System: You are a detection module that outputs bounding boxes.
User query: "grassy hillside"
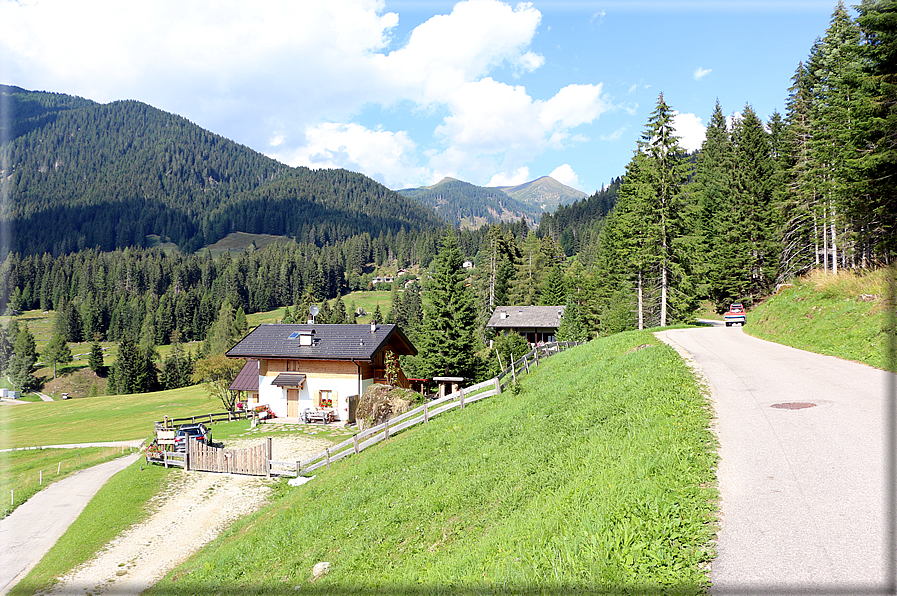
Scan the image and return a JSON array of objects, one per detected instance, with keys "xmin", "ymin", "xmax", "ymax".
[
  {"xmin": 745, "ymin": 268, "xmax": 894, "ymax": 371},
  {"xmin": 148, "ymin": 331, "xmax": 718, "ymax": 595}
]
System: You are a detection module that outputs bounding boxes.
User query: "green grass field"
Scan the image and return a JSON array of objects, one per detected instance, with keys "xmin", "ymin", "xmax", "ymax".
[
  {"xmin": 146, "ymin": 331, "xmax": 718, "ymax": 595},
  {"xmin": 0, "ymin": 384, "xmax": 219, "ymax": 449},
  {"xmin": 745, "ymin": 268, "xmax": 892, "ymax": 370}
]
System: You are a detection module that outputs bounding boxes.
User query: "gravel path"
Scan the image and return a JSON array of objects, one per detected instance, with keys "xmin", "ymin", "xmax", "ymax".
[{"xmin": 45, "ymin": 434, "xmax": 331, "ymax": 596}]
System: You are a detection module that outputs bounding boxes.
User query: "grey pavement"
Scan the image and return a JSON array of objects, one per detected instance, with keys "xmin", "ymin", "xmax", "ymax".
[
  {"xmin": 662, "ymin": 323, "xmax": 895, "ymax": 595},
  {"xmin": 0, "ymin": 452, "xmax": 140, "ymax": 595}
]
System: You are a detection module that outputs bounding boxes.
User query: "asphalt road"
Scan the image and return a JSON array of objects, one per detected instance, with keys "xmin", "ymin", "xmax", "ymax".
[
  {"xmin": 0, "ymin": 452, "xmax": 140, "ymax": 595},
  {"xmin": 661, "ymin": 323, "xmax": 895, "ymax": 596}
]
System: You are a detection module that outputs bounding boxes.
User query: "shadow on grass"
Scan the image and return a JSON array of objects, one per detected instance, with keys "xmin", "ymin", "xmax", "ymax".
[{"xmin": 33, "ymin": 580, "xmax": 895, "ymax": 596}]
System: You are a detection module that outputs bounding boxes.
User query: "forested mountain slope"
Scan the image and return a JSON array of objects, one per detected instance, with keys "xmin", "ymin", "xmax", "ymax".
[
  {"xmin": 398, "ymin": 177, "xmax": 541, "ymax": 229},
  {"xmin": 538, "ymin": 178, "xmax": 620, "ymax": 256},
  {"xmin": 498, "ymin": 176, "xmax": 588, "ymax": 211},
  {"xmin": 0, "ymin": 85, "xmax": 443, "ymax": 256}
]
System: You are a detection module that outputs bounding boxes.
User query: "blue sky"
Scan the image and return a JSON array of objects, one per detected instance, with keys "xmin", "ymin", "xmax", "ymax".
[{"xmin": 1, "ymin": 0, "xmax": 839, "ymax": 195}]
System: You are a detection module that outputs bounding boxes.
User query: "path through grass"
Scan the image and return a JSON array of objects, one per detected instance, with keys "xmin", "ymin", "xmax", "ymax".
[{"xmin": 0, "ymin": 384, "xmax": 218, "ymax": 449}]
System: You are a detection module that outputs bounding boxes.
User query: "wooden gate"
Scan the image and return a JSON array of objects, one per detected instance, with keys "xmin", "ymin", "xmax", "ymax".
[{"xmin": 187, "ymin": 438, "xmax": 271, "ymax": 476}]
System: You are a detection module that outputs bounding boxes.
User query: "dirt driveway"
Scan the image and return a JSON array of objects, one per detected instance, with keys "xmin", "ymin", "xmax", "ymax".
[{"xmin": 46, "ymin": 434, "xmax": 330, "ymax": 596}]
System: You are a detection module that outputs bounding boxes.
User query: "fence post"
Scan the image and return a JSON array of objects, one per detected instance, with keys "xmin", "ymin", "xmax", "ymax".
[
  {"xmin": 266, "ymin": 437, "xmax": 273, "ymax": 478},
  {"xmin": 523, "ymin": 355, "xmax": 530, "ymax": 374},
  {"xmin": 460, "ymin": 387, "xmax": 465, "ymax": 409},
  {"xmin": 353, "ymin": 434, "xmax": 359, "ymax": 454},
  {"xmin": 185, "ymin": 439, "xmax": 191, "ymax": 471},
  {"xmin": 296, "ymin": 461, "xmax": 301, "ymax": 477},
  {"xmin": 510, "ymin": 353, "xmax": 517, "ymax": 385},
  {"xmin": 494, "ymin": 377, "xmax": 501, "ymax": 395},
  {"xmin": 424, "ymin": 401, "xmax": 428, "ymax": 422},
  {"xmin": 385, "ymin": 420, "xmax": 390, "ymax": 441},
  {"xmin": 534, "ymin": 348, "xmax": 540, "ymax": 366},
  {"xmin": 39, "ymin": 470, "xmax": 42, "ymax": 485},
  {"xmin": 326, "ymin": 447, "xmax": 331, "ymax": 470}
]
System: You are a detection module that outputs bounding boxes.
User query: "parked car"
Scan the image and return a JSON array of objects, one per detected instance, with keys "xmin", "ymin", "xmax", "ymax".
[
  {"xmin": 173, "ymin": 423, "xmax": 210, "ymax": 452},
  {"xmin": 724, "ymin": 303, "xmax": 746, "ymax": 327}
]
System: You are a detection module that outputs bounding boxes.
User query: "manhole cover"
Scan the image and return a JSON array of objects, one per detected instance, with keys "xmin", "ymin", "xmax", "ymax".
[{"xmin": 771, "ymin": 402, "xmax": 817, "ymax": 410}]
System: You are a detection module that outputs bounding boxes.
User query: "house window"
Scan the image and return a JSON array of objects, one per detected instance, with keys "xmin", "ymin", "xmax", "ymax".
[
  {"xmin": 287, "ymin": 360, "xmax": 299, "ymax": 372},
  {"xmin": 318, "ymin": 390, "xmax": 333, "ymax": 408}
]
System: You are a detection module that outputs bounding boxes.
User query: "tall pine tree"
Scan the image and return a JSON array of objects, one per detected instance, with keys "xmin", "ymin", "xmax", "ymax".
[{"xmin": 416, "ymin": 233, "xmax": 478, "ymax": 380}]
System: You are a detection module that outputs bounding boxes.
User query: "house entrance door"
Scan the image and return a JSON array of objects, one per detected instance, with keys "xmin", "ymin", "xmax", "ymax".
[{"xmin": 287, "ymin": 389, "xmax": 300, "ymax": 418}]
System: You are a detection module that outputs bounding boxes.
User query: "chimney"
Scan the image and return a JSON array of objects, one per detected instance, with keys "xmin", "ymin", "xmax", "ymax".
[{"xmin": 370, "ymin": 322, "xmax": 377, "ymax": 333}]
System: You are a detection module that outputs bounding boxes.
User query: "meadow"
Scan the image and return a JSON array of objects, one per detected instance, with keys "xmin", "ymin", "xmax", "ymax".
[{"xmin": 145, "ymin": 330, "xmax": 718, "ymax": 595}]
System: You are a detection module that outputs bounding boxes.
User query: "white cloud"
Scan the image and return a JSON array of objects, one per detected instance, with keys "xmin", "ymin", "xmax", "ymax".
[
  {"xmin": 272, "ymin": 122, "xmax": 428, "ymax": 190},
  {"xmin": 488, "ymin": 167, "xmax": 531, "ymax": 187},
  {"xmin": 672, "ymin": 112, "xmax": 706, "ymax": 151},
  {"xmin": 369, "ymin": 0, "xmax": 544, "ymax": 104},
  {"xmin": 549, "ymin": 164, "xmax": 580, "ymax": 189},
  {"xmin": 601, "ymin": 127, "xmax": 627, "ymax": 142},
  {"xmin": 0, "ymin": 0, "xmax": 605, "ymax": 190},
  {"xmin": 693, "ymin": 66, "xmax": 712, "ymax": 81},
  {"xmin": 431, "ymin": 78, "xmax": 609, "ymax": 182}
]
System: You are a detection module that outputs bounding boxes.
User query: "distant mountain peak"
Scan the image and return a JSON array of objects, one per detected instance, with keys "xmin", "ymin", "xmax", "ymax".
[{"xmin": 496, "ymin": 176, "xmax": 587, "ymax": 211}]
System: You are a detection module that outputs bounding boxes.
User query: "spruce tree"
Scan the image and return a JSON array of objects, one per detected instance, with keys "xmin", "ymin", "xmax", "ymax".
[
  {"xmin": 691, "ymin": 100, "xmax": 737, "ymax": 306},
  {"xmin": 88, "ymin": 338, "xmax": 105, "ymax": 374},
  {"xmin": 639, "ymin": 93, "xmax": 693, "ymax": 326},
  {"xmin": 44, "ymin": 333, "xmax": 72, "ymax": 379},
  {"xmin": 416, "ymin": 233, "xmax": 478, "ymax": 380},
  {"xmin": 729, "ymin": 105, "xmax": 782, "ymax": 301},
  {"xmin": 556, "ymin": 296, "xmax": 589, "ymax": 343},
  {"xmin": 8, "ymin": 325, "xmax": 38, "ymax": 391},
  {"xmin": 109, "ymin": 335, "xmax": 140, "ymax": 395},
  {"xmin": 855, "ymin": 0, "xmax": 897, "ymax": 254}
]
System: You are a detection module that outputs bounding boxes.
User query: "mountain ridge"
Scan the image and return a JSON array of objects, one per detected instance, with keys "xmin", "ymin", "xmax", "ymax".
[
  {"xmin": 0, "ymin": 85, "xmax": 445, "ymax": 256},
  {"xmin": 497, "ymin": 176, "xmax": 588, "ymax": 211}
]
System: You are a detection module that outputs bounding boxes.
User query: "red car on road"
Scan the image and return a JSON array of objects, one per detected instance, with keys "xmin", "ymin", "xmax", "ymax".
[{"xmin": 724, "ymin": 303, "xmax": 746, "ymax": 327}]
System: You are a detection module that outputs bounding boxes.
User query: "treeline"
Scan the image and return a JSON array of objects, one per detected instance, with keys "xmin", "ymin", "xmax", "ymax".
[
  {"xmin": 585, "ymin": 1, "xmax": 897, "ymax": 331},
  {"xmin": 0, "ymin": 88, "xmax": 443, "ymax": 255}
]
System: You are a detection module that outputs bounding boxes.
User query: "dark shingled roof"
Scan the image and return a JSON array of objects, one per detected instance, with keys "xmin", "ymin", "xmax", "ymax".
[
  {"xmin": 226, "ymin": 324, "xmax": 416, "ymax": 361},
  {"xmin": 486, "ymin": 306, "xmax": 565, "ymax": 329},
  {"xmin": 272, "ymin": 373, "xmax": 306, "ymax": 387},
  {"xmin": 229, "ymin": 359, "xmax": 259, "ymax": 392}
]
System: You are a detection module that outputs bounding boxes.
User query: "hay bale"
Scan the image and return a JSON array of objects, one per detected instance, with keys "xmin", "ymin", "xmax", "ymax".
[{"xmin": 356, "ymin": 384, "xmax": 416, "ymax": 430}]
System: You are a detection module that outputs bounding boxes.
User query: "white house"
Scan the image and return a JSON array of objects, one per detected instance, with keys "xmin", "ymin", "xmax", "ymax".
[{"xmin": 226, "ymin": 323, "xmax": 416, "ymax": 422}]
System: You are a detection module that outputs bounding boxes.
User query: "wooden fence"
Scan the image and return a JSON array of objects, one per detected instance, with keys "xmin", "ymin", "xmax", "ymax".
[
  {"xmin": 155, "ymin": 409, "xmax": 251, "ymax": 430},
  {"xmin": 188, "ymin": 438, "xmax": 271, "ymax": 476},
  {"xmin": 147, "ymin": 437, "xmax": 272, "ymax": 476},
  {"xmin": 296, "ymin": 340, "xmax": 580, "ymax": 476}
]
